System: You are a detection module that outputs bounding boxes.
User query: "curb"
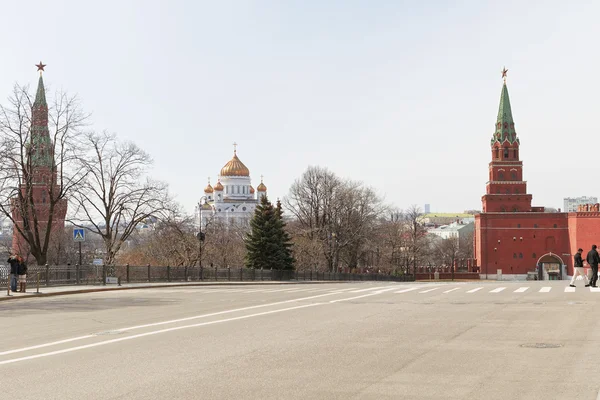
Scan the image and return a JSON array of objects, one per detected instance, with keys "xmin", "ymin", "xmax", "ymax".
[{"xmin": 0, "ymin": 280, "xmax": 349, "ymax": 302}]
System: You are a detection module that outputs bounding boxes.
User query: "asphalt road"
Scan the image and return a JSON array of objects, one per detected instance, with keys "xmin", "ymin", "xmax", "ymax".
[{"xmin": 1, "ymin": 281, "xmax": 600, "ymax": 400}]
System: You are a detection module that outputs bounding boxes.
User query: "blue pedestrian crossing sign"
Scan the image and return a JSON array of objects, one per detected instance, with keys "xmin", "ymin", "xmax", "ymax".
[{"xmin": 73, "ymin": 228, "xmax": 85, "ymax": 242}]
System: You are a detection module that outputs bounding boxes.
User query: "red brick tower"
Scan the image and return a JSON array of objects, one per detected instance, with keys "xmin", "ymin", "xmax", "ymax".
[
  {"xmin": 11, "ymin": 64, "xmax": 67, "ymax": 259},
  {"xmin": 481, "ymin": 71, "xmax": 532, "ymax": 213}
]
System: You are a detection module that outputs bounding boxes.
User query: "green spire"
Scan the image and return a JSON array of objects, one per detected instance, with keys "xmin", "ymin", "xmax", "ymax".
[
  {"xmin": 30, "ymin": 73, "xmax": 53, "ymax": 168},
  {"xmin": 491, "ymin": 82, "xmax": 519, "ymax": 146},
  {"xmin": 33, "ymin": 75, "xmax": 47, "ymax": 108}
]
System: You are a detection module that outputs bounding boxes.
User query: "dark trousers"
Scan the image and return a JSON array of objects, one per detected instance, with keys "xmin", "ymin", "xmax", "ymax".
[{"xmin": 591, "ymin": 265, "xmax": 598, "ymax": 286}]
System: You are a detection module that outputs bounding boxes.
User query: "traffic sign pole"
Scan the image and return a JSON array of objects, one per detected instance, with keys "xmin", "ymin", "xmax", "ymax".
[{"xmin": 79, "ymin": 242, "xmax": 82, "ymax": 266}]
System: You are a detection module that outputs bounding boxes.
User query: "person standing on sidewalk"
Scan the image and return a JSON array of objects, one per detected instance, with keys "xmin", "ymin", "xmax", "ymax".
[
  {"xmin": 586, "ymin": 245, "xmax": 600, "ymax": 288},
  {"xmin": 570, "ymin": 248, "xmax": 590, "ymax": 288},
  {"xmin": 7, "ymin": 255, "xmax": 19, "ymax": 292},
  {"xmin": 17, "ymin": 257, "xmax": 27, "ymax": 293}
]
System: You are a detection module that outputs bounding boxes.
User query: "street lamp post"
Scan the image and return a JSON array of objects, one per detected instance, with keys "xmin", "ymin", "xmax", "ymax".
[{"xmin": 197, "ymin": 196, "xmax": 207, "ymax": 268}]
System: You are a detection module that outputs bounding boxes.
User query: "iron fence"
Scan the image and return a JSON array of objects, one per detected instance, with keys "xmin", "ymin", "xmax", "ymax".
[{"xmin": 0, "ymin": 264, "xmax": 414, "ymax": 288}]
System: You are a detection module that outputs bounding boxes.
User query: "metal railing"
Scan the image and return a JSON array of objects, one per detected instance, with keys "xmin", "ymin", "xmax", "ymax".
[{"xmin": 0, "ymin": 264, "xmax": 414, "ymax": 288}]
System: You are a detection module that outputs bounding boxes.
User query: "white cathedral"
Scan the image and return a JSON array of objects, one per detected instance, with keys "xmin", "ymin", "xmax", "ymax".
[{"xmin": 196, "ymin": 146, "xmax": 267, "ymax": 229}]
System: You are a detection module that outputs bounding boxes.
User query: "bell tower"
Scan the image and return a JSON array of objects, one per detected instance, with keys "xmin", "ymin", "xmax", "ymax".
[{"xmin": 481, "ymin": 69, "xmax": 532, "ymax": 213}]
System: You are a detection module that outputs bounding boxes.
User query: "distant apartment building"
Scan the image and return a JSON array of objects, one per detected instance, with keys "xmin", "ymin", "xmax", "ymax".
[
  {"xmin": 420, "ymin": 213, "xmax": 474, "ymax": 226},
  {"xmin": 564, "ymin": 196, "xmax": 598, "ymax": 212},
  {"xmin": 424, "ymin": 204, "xmax": 431, "ymax": 214},
  {"xmin": 428, "ymin": 221, "xmax": 474, "ymax": 242}
]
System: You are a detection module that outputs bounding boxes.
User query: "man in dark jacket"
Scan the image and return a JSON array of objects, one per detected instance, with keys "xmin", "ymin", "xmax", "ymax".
[
  {"xmin": 586, "ymin": 245, "xmax": 600, "ymax": 287},
  {"xmin": 570, "ymin": 248, "xmax": 590, "ymax": 287},
  {"xmin": 7, "ymin": 255, "xmax": 19, "ymax": 292}
]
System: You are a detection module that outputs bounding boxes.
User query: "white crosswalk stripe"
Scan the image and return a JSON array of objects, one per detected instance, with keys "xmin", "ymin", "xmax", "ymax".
[
  {"xmin": 419, "ymin": 287, "xmax": 440, "ymax": 293},
  {"xmin": 539, "ymin": 287, "xmax": 552, "ymax": 293},
  {"xmin": 466, "ymin": 287, "xmax": 483, "ymax": 293},
  {"xmin": 514, "ymin": 287, "xmax": 529, "ymax": 293},
  {"xmin": 443, "ymin": 288, "xmax": 460, "ymax": 294},
  {"xmin": 490, "ymin": 287, "xmax": 506, "ymax": 293},
  {"xmin": 394, "ymin": 287, "xmax": 419, "ymax": 294},
  {"xmin": 565, "ymin": 287, "xmax": 576, "ymax": 293}
]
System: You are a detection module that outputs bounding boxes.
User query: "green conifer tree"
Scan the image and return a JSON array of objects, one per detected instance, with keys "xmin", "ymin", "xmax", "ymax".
[
  {"xmin": 245, "ymin": 196, "xmax": 295, "ymax": 270},
  {"xmin": 274, "ymin": 199, "xmax": 295, "ymax": 270}
]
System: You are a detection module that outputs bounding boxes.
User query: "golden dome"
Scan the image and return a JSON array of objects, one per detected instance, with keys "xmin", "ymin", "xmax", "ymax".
[
  {"xmin": 250, "ymin": 185, "xmax": 255, "ymax": 194},
  {"xmin": 204, "ymin": 179, "xmax": 214, "ymax": 193},
  {"xmin": 214, "ymin": 180, "xmax": 224, "ymax": 191},
  {"xmin": 220, "ymin": 151, "xmax": 250, "ymax": 177},
  {"xmin": 257, "ymin": 182, "xmax": 267, "ymax": 192}
]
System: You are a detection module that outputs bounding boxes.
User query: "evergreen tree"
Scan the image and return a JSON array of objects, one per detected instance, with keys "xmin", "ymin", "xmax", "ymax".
[
  {"xmin": 245, "ymin": 196, "xmax": 295, "ymax": 270},
  {"xmin": 274, "ymin": 199, "xmax": 295, "ymax": 270}
]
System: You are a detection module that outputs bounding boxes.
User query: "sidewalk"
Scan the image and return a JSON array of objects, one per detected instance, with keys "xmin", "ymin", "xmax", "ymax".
[{"xmin": 0, "ymin": 280, "xmax": 349, "ymax": 302}]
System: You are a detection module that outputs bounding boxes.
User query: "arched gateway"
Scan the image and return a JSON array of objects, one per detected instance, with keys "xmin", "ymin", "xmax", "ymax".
[{"xmin": 536, "ymin": 253, "xmax": 565, "ymax": 281}]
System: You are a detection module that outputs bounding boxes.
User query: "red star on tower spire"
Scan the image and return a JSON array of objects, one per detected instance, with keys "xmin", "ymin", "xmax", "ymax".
[{"xmin": 35, "ymin": 61, "xmax": 46, "ymax": 74}]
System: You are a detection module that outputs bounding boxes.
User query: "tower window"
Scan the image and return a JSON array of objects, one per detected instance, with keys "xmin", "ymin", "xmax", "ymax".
[
  {"xmin": 503, "ymin": 148, "xmax": 509, "ymax": 158},
  {"xmin": 519, "ymin": 253, "xmax": 523, "ymax": 259},
  {"xmin": 498, "ymin": 172, "xmax": 504, "ymax": 181},
  {"xmin": 513, "ymin": 253, "xmax": 517, "ymax": 258},
  {"xmin": 532, "ymin": 253, "xmax": 537, "ymax": 259},
  {"xmin": 511, "ymin": 172, "xmax": 517, "ymax": 181},
  {"xmin": 513, "ymin": 149, "xmax": 517, "ymax": 158},
  {"xmin": 494, "ymin": 147, "xmax": 499, "ymax": 159}
]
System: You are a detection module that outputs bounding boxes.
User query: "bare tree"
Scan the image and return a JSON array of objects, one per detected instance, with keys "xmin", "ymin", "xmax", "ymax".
[
  {"xmin": 403, "ymin": 205, "xmax": 427, "ymax": 275},
  {"xmin": 285, "ymin": 166, "xmax": 384, "ymax": 272},
  {"xmin": 0, "ymin": 80, "xmax": 87, "ymax": 265},
  {"xmin": 435, "ymin": 236, "xmax": 460, "ymax": 280},
  {"xmin": 70, "ymin": 132, "xmax": 170, "ymax": 266}
]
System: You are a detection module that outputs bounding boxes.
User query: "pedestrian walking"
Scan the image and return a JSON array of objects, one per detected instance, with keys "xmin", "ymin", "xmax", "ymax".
[
  {"xmin": 586, "ymin": 245, "xmax": 600, "ymax": 288},
  {"xmin": 7, "ymin": 255, "xmax": 19, "ymax": 292},
  {"xmin": 570, "ymin": 248, "xmax": 590, "ymax": 287},
  {"xmin": 17, "ymin": 257, "xmax": 27, "ymax": 293}
]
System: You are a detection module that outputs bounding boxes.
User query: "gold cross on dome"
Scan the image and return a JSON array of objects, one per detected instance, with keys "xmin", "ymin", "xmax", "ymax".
[
  {"xmin": 260, "ymin": 174, "xmax": 264, "ymax": 182},
  {"xmin": 233, "ymin": 142, "xmax": 238, "ymax": 153}
]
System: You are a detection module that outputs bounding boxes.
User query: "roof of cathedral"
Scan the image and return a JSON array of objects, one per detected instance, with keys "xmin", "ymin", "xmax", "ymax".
[
  {"xmin": 257, "ymin": 181, "xmax": 267, "ymax": 192},
  {"xmin": 491, "ymin": 80, "xmax": 519, "ymax": 146},
  {"xmin": 220, "ymin": 150, "xmax": 250, "ymax": 177},
  {"xmin": 204, "ymin": 178, "xmax": 213, "ymax": 193},
  {"xmin": 214, "ymin": 180, "xmax": 224, "ymax": 191},
  {"xmin": 250, "ymin": 185, "xmax": 255, "ymax": 194}
]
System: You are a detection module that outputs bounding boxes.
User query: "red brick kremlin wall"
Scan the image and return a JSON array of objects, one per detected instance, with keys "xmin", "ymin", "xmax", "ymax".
[{"xmin": 475, "ymin": 206, "xmax": 600, "ymax": 277}]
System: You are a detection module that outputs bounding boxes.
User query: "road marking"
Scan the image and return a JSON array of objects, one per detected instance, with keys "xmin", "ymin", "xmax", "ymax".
[
  {"xmin": 394, "ymin": 287, "xmax": 419, "ymax": 294},
  {"xmin": 350, "ymin": 286, "xmax": 393, "ymax": 293},
  {"xmin": 591, "ymin": 287, "xmax": 600, "ymax": 293},
  {"xmin": 442, "ymin": 288, "xmax": 460, "ymax": 294},
  {"xmin": 514, "ymin": 287, "xmax": 529, "ymax": 293},
  {"xmin": 466, "ymin": 287, "xmax": 483, "ymax": 293},
  {"xmin": 327, "ymin": 288, "xmax": 358, "ymax": 293},
  {"xmin": 329, "ymin": 293, "xmax": 379, "ymax": 303},
  {"xmin": 0, "ymin": 303, "xmax": 323, "ymax": 366},
  {"xmin": 565, "ymin": 287, "xmax": 576, "ymax": 293},
  {"xmin": 419, "ymin": 287, "xmax": 440, "ymax": 293},
  {"xmin": 539, "ymin": 287, "xmax": 552, "ymax": 293},
  {"xmin": 490, "ymin": 287, "xmax": 506, "ymax": 293},
  {"xmin": 0, "ymin": 291, "xmax": 345, "ymax": 357}
]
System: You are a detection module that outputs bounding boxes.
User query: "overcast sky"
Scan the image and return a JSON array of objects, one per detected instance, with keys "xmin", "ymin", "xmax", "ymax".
[{"xmin": 1, "ymin": 0, "xmax": 598, "ymax": 214}]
